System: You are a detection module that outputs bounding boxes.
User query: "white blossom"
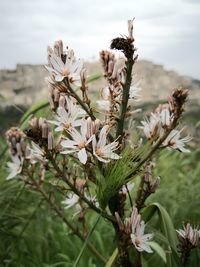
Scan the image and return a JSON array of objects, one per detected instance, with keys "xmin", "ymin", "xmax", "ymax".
[
  {"xmin": 140, "ymin": 113, "xmax": 160, "ymax": 139},
  {"xmin": 92, "ymin": 125, "xmax": 120, "ymax": 163},
  {"xmin": 160, "ymin": 107, "xmax": 171, "ymax": 127},
  {"xmin": 62, "ymin": 192, "xmax": 98, "ymax": 215},
  {"xmin": 131, "ymin": 220, "xmax": 154, "ymax": 253},
  {"xmin": 46, "ymin": 48, "xmax": 83, "ymax": 86},
  {"xmin": 48, "ymin": 97, "xmax": 84, "ymax": 132},
  {"xmin": 62, "ymin": 193, "xmax": 80, "ymax": 210},
  {"xmin": 177, "ymin": 224, "xmax": 199, "ymax": 246},
  {"xmin": 27, "ymin": 142, "xmax": 47, "ymax": 164},
  {"xmin": 60, "ymin": 119, "xmax": 93, "ymax": 164},
  {"xmin": 7, "ymin": 156, "xmax": 23, "ymax": 180},
  {"xmin": 162, "ymin": 129, "xmax": 191, "ymax": 152}
]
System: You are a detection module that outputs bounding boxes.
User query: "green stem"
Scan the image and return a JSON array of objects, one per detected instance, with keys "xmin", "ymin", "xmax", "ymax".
[
  {"xmin": 73, "ymin": 214, "xmax": 102, "ymax": 267},
  {"xmin": 48, "ymin": 152, "xmax": 115, "ymax": 223},
  {"xmin": 116, "ymin": 58, "xmax": 134, "ymax": 142},
  {"xmin": 64, "ymin": 79, "xmax": 96, "ymax": 120}
]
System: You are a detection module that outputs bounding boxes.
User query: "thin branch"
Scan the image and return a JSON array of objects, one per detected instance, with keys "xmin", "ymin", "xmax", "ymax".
[
  {"xmin": 64, "ymin": 79, "xmax": 96, "ymax": 120},
  {"xmin": 125, "ymin": 115, "xmax": 180, "ymax": 181},
  {"xmin": 47, "ymin": 151, "xmax": 115, "ymax": 223},
  {"xmin": 29, "ymin": 175, "xmax": 107, "ymax": 264}
]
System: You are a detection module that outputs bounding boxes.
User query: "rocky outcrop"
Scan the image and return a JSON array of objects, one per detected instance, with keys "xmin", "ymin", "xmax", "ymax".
[{"xmin": 0, "ymin": 60, "xmax": 199, "ymax": 108}]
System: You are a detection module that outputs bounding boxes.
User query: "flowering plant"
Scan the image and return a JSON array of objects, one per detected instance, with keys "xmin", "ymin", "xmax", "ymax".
[{"xmin": 5, "ymin": 20, "xmax": 198, "ymax": 267}]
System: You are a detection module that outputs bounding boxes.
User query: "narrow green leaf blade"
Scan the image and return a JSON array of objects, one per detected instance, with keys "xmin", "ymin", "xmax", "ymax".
[
  {"xmin": 148, "ymin": 241, "xmax": 166, "ymax": 263},
  {"xmin": 105, "ymin": 248, "xmax": 118, "ymax": 267}
]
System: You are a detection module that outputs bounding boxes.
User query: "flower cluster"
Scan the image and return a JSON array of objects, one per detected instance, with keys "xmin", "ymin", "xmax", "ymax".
[
  {"xmin": 46, "ymin": 40, "xmax": 83, "ymax": 86},
  {"xmin": 115, "ymin": 207, "xmax": 153, "ymax": 253},
  {"xmin": 98, "ymin": 50, "xmax": 141, "ymax": 114},
  {"xmin": 140, "ymin": 101, "xmax": 191, "ymax": 152},
  {"xmin": 177, "ymin": 223, "xmax": 200, "ymax": 248}
]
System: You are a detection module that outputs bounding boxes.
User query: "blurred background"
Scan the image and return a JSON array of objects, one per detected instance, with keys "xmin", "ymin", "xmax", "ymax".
[{"xmin": 0, "ymin": 0, "xmax": 200, "ymax": 266}]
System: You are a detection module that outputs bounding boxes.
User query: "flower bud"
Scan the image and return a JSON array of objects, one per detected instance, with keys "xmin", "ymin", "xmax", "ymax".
[{"xmin": 48, "ymin": 132, "xmax": 54, "ymax": 150}]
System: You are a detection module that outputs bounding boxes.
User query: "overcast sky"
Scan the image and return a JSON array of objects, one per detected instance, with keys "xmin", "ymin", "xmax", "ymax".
[{"xmin": 0, "ymin": 0, "xmax": 200, "ymax": 79}]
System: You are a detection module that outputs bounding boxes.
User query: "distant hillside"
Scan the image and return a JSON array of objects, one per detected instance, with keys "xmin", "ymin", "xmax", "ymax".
[{"xmin": 0, "ymin": 60, "xmax": 200, "ymax": 107}]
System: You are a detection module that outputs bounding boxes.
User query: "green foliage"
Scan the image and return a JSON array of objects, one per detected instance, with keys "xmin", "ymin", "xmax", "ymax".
[
  {"xmin": 149, "ymin": 149, "xmax": 200, "ymax": 226},
  {"xmin": 96, "ymin": 148, "xmax": 136, "ymax": 209}
]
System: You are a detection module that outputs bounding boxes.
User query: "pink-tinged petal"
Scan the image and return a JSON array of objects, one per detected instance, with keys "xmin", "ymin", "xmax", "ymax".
[
  {"xmin": 85, "ymin": 135, "xmax": 93, "ymax": 146},
  {"xmin": 57, "ymin": 107, "xmax": 68, "ymax": 121},
  {"xmin": 108, "ymin": 152, "xmax": 121, "ymax": 160},
  {"xmin": 45, "ymin": 65, "xmax": 57, "ymax": 74},
  {"xmin": 61, "ymin": 149, "xmax": 78, "ymax": 155},
  {"xmin": 77, "ymin": 148, "xmax": 87, "ymax": 164},
  {"xmin": 140, "ymin": 243, "xmax": 153, "ymax": 253},
  {"xmin": 95, "ymin": 154, "xmax": 110, "ymax": 163},
  {"xmin": 50, "ymin": 54, "xmax": 64, "ymax": 71},
  {"xmin": 142, "ymin": 234, "xmax": 154, "ymax": 242},
  {"xmin": 98, "ymin": 125, "xmax": 109, "ymax": 147},
  {"xmin": 80, "ymin": 119, "xmax": 87, "ymax": 137},
  {"xmin": 7, "ymin": 171, "xmax": 17, "ymax": 180},
  {"xmin": 92, "ymin": 135, "xmax": 97, "ymax": 152},
  {"xmin": 73, "ymin": 119, "xmax": 82, "ymax": 127},
  {"xmin": 70, "ymin": 128, "xmax": 84, "ymax": 143},
  {"xmin": 61, "ymin": 139, "xmax": 77, "ymax": 148}
]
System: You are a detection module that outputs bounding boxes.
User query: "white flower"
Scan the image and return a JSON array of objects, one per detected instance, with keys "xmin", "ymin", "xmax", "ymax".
[
  {"xmin": 7, "ymin": 156, "xmax": 23, "ymax": 180},
  {"xmin": 27, "ymin": 142, "xmax": 46, "ymax": 164},
  {"xmin": 62, "ymin": 192, "xmax": 98, "ymax": 215},
  {"xmin": 48, "ymin": 97, "xmax": 84, "ymax": 132},
  {"xmin": 46, "ymin": 48, "xmax": 83, "ymax": 86},
  {"xmin": 60, "ymin": 119, "xmax": 93, "ymax": 164},
  {"xmin": 177, "ymin": 223, "xmax": 199, "ymax": 246},
  {"xmin": 62, "ymin": 193, "xmax": 80, "ymax": 210},
  {"xmin": 97, "ymin": 87, "xmax": 112, "ymax": 111},
  {"xmin": 140, "ymin": 104, "xmax": 173, "ymax": 139},
  {"xmin": 97, "ymin": 85, "xmax": 122, "ymax": 112},
  {"xmin": 131, "ymin": 221, "xmax": 153, "ymax": 253},
  {"xmin": 162, "ymin": 129, "xmax": 191, "ymax": 152},
  {"xmin": 160, "ymin": 107, "xmax": 171, "ymax": 127},
  {"xmin": 111, "ymin": 58, "xmax": 126, "ymax": 81},
  {"xmin": 92, "ymin": 125, "xmax": 120, "ymax": 163},
  {"xmin": 84, "ymin": 117, "xmax": 101, "ymax": 139},
  {"xmin": 140, "ymin": 113, "xmax": 160, "ymax": 139}
]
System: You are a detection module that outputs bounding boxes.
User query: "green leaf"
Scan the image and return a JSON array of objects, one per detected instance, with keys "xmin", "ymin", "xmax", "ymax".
[
  {"xmin": 148, "ymin": 241, "xmax": 166, "ymax": 263},
  {"xmin": 141, "ymin": 255, "xmax": 148, "ymax": 267},
  {"xmin": 105, "ymin": 248, "xmax": 118, "ymax": 267},
  {"xmin": 20, "ymin": 98, "xmax": 49, "ymax": 125},
  {"xmin": 73, "ymin": 215, "xmax": 102, "ymax": 267},
  {"xmin": 86, "ymin": 72, "xmax": 102, "ymax": 84}
]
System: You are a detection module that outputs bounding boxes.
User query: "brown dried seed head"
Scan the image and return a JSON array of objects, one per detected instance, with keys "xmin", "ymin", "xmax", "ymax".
[
  {"xmin": 110, "ymin": 37, "xmax": 134, "ymax": 59},
  {"xmin": 6, "ymin": 127, "xmax": 24, "ymax": 142}
]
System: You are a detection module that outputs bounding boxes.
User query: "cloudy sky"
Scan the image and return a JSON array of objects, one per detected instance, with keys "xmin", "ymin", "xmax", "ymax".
[{"xmin": 0, "ymin": 0, "xmax": 200, "ymax": 79}]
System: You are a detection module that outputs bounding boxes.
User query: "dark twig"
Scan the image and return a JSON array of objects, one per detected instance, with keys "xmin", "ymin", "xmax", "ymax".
[{"xmin": 29, "ymin": 174, "xmax": 107, "ymax": 264}]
